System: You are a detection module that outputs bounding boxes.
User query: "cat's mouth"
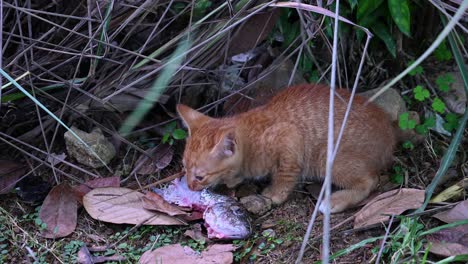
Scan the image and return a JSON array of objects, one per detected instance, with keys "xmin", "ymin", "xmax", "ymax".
[{"xmin": 188, "ymin": 180, "xmax": 209, "ymax": 191}]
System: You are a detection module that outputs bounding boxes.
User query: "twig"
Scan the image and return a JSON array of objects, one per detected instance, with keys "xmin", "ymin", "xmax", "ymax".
[{"xmin": 375, "ymin": 215, "xmax": 395, "ymax": 264}]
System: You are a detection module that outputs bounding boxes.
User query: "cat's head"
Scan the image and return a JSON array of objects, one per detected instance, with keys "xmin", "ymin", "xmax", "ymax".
[{"xmin": 176, "ymin": 104, "xmax": 243, "ymax": 191}]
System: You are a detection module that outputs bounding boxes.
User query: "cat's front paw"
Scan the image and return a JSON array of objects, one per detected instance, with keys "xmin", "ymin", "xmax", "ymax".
[{"xmin": 261, "ymin": 187, "xmax": 289, "ymax": 205}]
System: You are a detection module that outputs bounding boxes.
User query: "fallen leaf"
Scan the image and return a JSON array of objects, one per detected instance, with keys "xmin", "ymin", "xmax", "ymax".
[
  {"xmin": 354, "ymin": 188, "xmax": 425, "ymax": 228},
  {"xmin": 136, "ymin": 144, "xmax": 173, "ymax": 175},
  {"xmin": 0, "ymin": 160, "xmax": 26, "ymax": 194},
  {"xmin": 431, "ymin": 178, "xmax": 468, "ymax": 203},
  {"xmin": 83, "ymin": 187, "xmax": 183, "ymax": 225},
  {"xmin": 73, "ymin": 176, "xmax": 121, "ymax": 200},
  {"xmin": 142, "ymin": 191, "xmax": 190, "ymax": 216},
  {"xmin": 39, "ymin": 183, "xmax": 77, "ymax": 238},
  {"xmin": 427, "ymin": 225, "xmax": 468, "ymax": 257},
  {"xmin": 184, "ymin": 223, "xmax": 210, "ymax": 243},
  {"xmin": 139, "ymin": 243, "xmax": 236, "ymax": 264},
  {"xmin": 433, "ymin": 200, "xmax": 468, "ymax": 224}
]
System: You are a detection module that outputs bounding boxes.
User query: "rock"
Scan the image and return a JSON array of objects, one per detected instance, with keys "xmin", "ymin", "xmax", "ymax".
[
  {"xmin": 441, "ymin": 71, "xmax": 466, "ymax": 115},
  {"xmin": 240, "ymin": 194, "xmax": 272, "ymax": 215},
  {"xmin": 64, "ymin": 127, "xmax": 116, "ymax": 168},
  {"xmin": 359, "ymin": 87, "xmax": 406, "ymax": 121}
]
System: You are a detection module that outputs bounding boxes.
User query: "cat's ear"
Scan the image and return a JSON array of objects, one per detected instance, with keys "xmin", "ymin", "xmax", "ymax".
[
  {"xmin": 213, "ymin": 130, "xmax": 236, "ymax": 158},
  {"xmin": 177, "ymin": 104, "xmax": 210, "ymax": 133}
]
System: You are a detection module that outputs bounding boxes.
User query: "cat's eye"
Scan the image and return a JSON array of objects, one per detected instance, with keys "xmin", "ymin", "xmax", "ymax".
[{"xmin": 195, "ymin": 176, "xmax": 204, "ymax": 181}]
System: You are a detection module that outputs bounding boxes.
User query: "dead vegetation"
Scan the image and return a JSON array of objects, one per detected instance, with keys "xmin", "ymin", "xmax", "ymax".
[{"xmin": 0, "ymin": 0, "xmax": 467, "ymax": 263}]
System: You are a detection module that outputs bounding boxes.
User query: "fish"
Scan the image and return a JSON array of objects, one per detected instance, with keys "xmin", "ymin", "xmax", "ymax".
[{"xmin": 152, "ymin": 176, "xmax": 251, "ymax": 240}]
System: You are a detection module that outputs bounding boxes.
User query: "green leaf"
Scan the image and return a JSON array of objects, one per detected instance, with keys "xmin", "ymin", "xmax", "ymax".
[
  {"xmin": 413, "ymin": 85, "xmax": 430, "ymax": 101},
  {"xmin": 348, "ymin": 0, "xmax": 358, "ymax": 9},
  {"xmin": 162, "ymin": 133, "xmax": 170, "ymax": 143},
  {"xmin": 398, "ymin": 112, "xmax": 416, "ymax": 130},
  {"xmin": 443, "ymin": 113, "xmax": 459, "ymax": 132},
  {"xmin": 357, "ymin": 0, "xmax": 384, "ymax": 22},
  {"xmin": 391, "ymin": 165, "xmax": 404, "ymax": 184},
  {"xmin": 388, "ymin": 0, "xmax": 411, "ymax": 36},
  {"xmin": 172, "ymin": 129, "xmax": 187, "ymax": 140},
  {"xmin": 164, "ymin": 121, "xmax": 177, "ymax": 133},
  {"xmin": 407, "ymin": 60, "xmax": 423, "ymax": 76},
  {"xmin": 432, "ymin": 98, "xmax": 446, "ymax": 113},
  {"xmin": 372, "ymin": 22, "xmax": 396, "ymax": 58},
  {"xmin": 436, "ymin": 73, "xmax": 455, "ymax": 92},
  {"xmin": 194, "ymin": 0, "xmax": 212, "ymax": 19},
  {"xmin": 402, "ymin": 141, "xmax": 414, "ymax": 150},
  {"xmin": 434, "ymin": 41, "xmax": 453, "ymax": 61}
]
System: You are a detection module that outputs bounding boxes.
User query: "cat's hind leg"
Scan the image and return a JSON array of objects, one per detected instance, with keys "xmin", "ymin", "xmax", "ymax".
[{"xmin": 318, "ymin": 153, "xmax": 379, "ymax": 213}]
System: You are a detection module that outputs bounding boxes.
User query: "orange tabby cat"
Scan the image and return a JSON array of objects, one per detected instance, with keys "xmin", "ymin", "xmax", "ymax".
[{"xmin": 177, "ymin": 84, "xmax": 396, "ymax": 213}]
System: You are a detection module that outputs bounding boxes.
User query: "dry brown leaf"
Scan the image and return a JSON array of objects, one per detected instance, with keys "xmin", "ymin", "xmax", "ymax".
[
  {"xmin": 0, "ymin": 160, "xmax": 26, "ymax": 194},
  {"xmin": 427, "ymin": 225, "xmax": 468, "ymax": 257},
  {"xmin": 142, "ymin": 191, "xmax": 189, "ymax": 216},
  {"xmin": 433, "ymin": 200, "xmax": 468, "ymax": 224},
  {"xmin": 184, "ymin": 223, "xmax": 210, "ymax": 243},
  {"xmin": 136, "ymin": 144, "xmax": 173, "ymax": 175},
  {"xmin": 354, "ymin": 188, "xmax": 425, "ymax": 229},
  {"xmin": 39, "ymin": 183, "xmax": 77, "ymax": 238},
  {"xmin": 83, "ymin": 187, "xmax": 183, "ymax": 225},
  {"xmin": 139, "ymin": 243, "xmax": 236, "ymax": 264},
  {"xmin": 73, "ymin": 176, "xmax": 121, "ymax": 200}
]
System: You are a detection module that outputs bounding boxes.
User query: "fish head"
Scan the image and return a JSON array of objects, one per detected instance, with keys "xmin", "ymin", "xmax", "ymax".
[{"xmin": 203, "ymin": 202, "xmax": 251, "ymax": 240}]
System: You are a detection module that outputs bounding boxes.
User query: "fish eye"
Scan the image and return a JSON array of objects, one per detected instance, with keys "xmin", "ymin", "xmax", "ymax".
[{"xmin": 231, "ymin": 206, "xmax": 242, "ymax": 215}]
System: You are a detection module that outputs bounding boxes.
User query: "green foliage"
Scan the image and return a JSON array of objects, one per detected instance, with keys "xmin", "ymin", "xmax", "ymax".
[
  {"xmin": 63, "ymin": 240, "xmax": 85, "ymax": 263},
  {"xmin": 399, "ymin": 112, "xmax": 416, "ymax": 130},
  {"xmin": 415, "ymin": 117, "xmax": 435, "ymax": 135},
  {"xmin": 402, "ymin": 140, "xmax": 414, "ymax": 150},
  {"xmin": 413, "ymin": 85, "xmax": 430, "ymax": 101},
  {"xmin": 372, "ymin": 21, "xmax": 396, "ymax": 57},
  {"xmin": 443, "ymin": 113, "xmax": 459, "ymax": 132},
  {"xmin": 354, "ymin": 0, "xmax": 413, "ymax": 57},
  {"xmin": 183, "ymin": 239, "xmax": 207, "ymax": 252},
  {"xmin": 375, "ymin": 217, "xmax": 425, "ymax": 263},
  {"xmin": 435, "ymin": 73, "xmax": 455, "ymax": 92},
  {"xmin": 407, "ymin": 60, "xmax": 424, "ymax": 76},
  {"xmin": 233, "ymin": 229, "xmax": 284, "ymax": 262},
  {"xmin": 391, "ymin": 165, "xmax": 404, "ymax": 184},
  {"xmin": 431, "ymin": 98, "xmax": 446, "ymax": 114},
  {"xmin": 434, "ymin": 40, "xmax": 453, "ymax": 61},
  {"xmin": 162, "ymin": 121, "xmax": 187, "ymax": 145},
  {"xmin": 194, "ymin": 0, "xmax": 212, "ymax": 20},
  {"xmin": 387, "ymin": 0, "xmax": 411, "ymax": 36}
]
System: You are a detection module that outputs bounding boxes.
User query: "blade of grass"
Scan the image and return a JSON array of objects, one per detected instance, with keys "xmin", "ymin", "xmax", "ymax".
[
  {"xmin": 119, "ymin": 37, "xmax": 191, "ymax": 136},
  {"xmin": 1, "ymin": 77, "xmax": 86, "ymax": 102},
  {"xmin": 0, "ymin": 68, "xmax": 112, "ymax": 172},
  {"xmin": 434, "ymin": 254, "xmax": 468, "ymax": 264},
  {"xmin": 419, "ymin": 219, "xmax": 468, "ymax": 237},
  {"xmin": 314, "ymin": 236, "xmax": 385, "ymax": 264}
]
